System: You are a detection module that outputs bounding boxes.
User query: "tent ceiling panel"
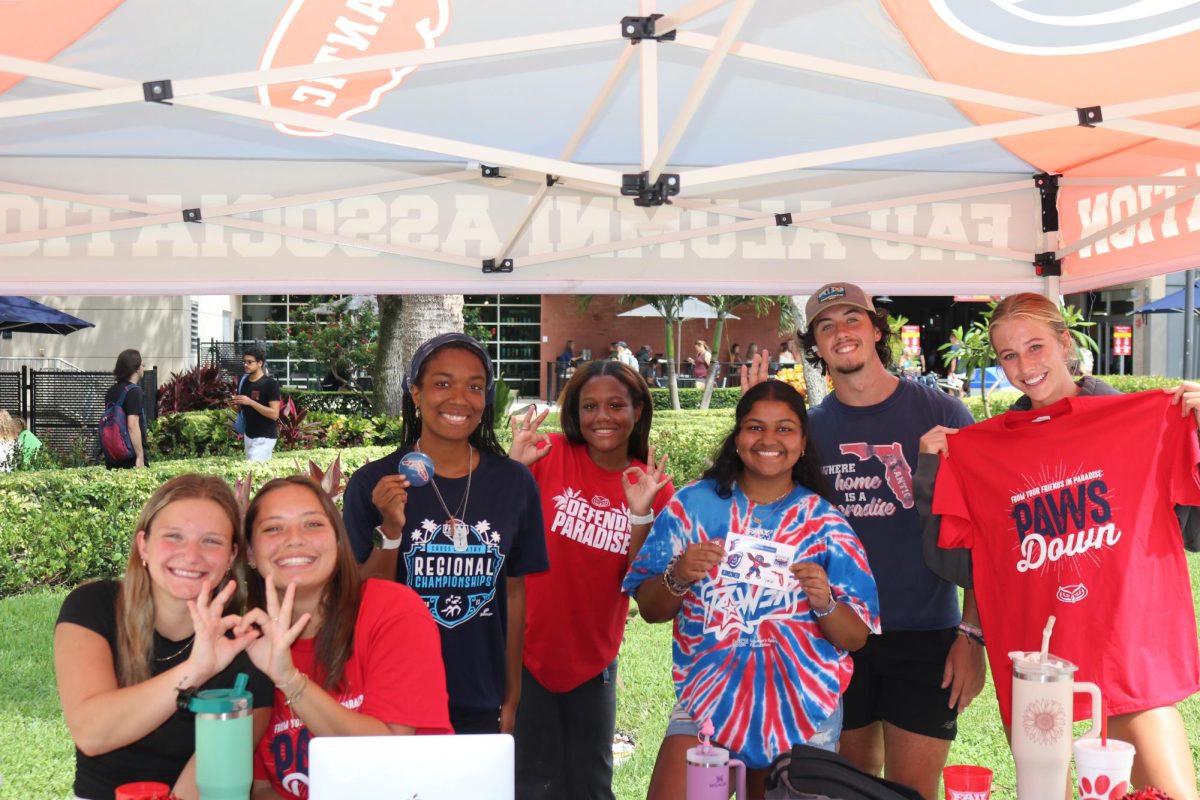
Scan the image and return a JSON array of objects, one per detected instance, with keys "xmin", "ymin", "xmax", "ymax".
[{"xmin": 1, "ymin": 0, "xmax": 1199, "ymax": 295}]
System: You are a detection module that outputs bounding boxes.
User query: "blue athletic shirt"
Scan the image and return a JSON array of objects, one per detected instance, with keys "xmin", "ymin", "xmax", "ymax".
[
  {"xmin": 343, "ymin": 448, "xmax": 548, "ymax": 715},
  {"xmin": 808, "ymin": 378, "xmax": 974, "ymax": 631},
  {"xmin": 623, "ymin": 479, "xmax": 880, "ymax": 769}
]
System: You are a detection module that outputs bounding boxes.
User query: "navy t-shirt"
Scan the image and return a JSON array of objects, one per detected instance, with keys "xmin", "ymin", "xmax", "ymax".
[
  {"xmin": 808, "ymin": 378, "xmax": 974, "ymax": 631},
  {"xmin": 343, "ymin": 448, "xmax": 548, "ymax": 714}
]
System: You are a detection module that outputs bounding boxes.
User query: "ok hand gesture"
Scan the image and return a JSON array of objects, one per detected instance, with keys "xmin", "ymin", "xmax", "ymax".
[
  {"xmin": 622, "ymin": 446, "xmax": 671, "ymax": 520},
  {"xmin": 239, "ymin": 575, "xmax": 312, "ymax": 685},
  {"xmin": 184, "ymin": 578, "xmax": 259, "ymax": 685},
  {"xmin": 508, "ymin": 405, "xmax": 553, "ymax": 466}
]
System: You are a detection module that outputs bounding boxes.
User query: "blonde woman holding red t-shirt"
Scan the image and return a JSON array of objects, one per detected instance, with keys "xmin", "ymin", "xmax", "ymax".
[
  {"xmin": 509, "ymin": 360, "xmax": 672, "ymax": 800},
  {"xmin": 919, "ymin": 292, "xmax": 1200, "ymax": 800}
]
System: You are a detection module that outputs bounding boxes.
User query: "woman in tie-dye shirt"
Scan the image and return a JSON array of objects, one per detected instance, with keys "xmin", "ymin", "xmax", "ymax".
[{"xmin": 624, "ymin": 380, "xmax": 880, "ymax": 800}]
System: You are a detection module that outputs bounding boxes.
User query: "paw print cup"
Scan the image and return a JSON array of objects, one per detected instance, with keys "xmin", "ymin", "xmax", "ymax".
[
  {"xmin": 1074, "ymin": 739, "xmax": 1135, "ymax": 800},
  {"xmin": 942, "ymin": 765, "xmax": 993, "ymax": 799}
]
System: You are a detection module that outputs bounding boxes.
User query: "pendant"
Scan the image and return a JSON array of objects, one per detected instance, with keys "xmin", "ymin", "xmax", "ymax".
[{"xmin": 448, "ymin": 518, "xmax": 470, "ymax": 551}]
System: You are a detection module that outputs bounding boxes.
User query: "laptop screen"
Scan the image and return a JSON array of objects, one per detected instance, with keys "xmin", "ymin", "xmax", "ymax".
[{"xmin": 308, "ymin": 733, "xmax": 514, "ymax": 800}]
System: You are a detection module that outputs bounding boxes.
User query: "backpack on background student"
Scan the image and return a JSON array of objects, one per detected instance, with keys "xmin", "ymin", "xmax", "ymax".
[{"xmin": 98, "ymin": 383, "xmax": 135, "ymax": 464}]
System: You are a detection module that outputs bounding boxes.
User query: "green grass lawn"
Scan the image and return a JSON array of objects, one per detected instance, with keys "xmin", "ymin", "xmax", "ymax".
[{"xmin": 4, "ymin": 554, "xmax": 1199, "ymax": 799}]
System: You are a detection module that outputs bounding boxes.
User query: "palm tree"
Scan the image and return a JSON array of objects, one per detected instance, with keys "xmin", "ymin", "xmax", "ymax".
[
  {"xmin": 374, "ymin": 295, "xmax": 466, "ymax": 415},
  {"xmin": 699, "ymin": 296, "xmax": 795, "ymax": 409}
]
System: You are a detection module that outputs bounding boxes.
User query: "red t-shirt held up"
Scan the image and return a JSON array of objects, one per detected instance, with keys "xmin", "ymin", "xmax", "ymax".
[
  {"xmin": 524, "ymin": 434, "xmax": 674, "ymax": 692},
  {"xmin": 254, "ymin": 579, "xmax": 452, "ymax": 799},
  {"xmin": 934, "ymin": 391, "xmax": 1200, "ymax": 726}
]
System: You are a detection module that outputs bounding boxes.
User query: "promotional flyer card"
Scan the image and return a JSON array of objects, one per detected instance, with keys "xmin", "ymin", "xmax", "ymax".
[{"xmin": 719, "ymin": 532, "xmax": 797, "ymax": 589}]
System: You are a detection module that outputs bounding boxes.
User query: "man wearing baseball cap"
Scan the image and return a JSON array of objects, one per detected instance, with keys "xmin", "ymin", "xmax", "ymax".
[{"xmin": 796, "ymin": 283, "xmax": 983, "ymax": 800}]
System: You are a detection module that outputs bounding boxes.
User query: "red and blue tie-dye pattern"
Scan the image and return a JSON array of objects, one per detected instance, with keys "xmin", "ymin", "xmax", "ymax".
[{"xmin": 623, "ymin": 479, "xmax": 880, "ymax": 769}]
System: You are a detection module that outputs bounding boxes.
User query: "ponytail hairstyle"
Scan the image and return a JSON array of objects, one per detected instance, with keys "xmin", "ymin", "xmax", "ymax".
[{"xmin": 988, "ymin": 293, "xmax": 1079, "ymax": 372}]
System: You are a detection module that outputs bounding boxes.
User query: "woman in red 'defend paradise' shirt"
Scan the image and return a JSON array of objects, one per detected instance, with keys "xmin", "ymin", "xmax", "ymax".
[
  {"xmin": 239, "ymin": 477, "xmax": 451, "ymax": 800},
  {"xmin": 509, "ymin": 360, "xmax": 673, "ymax": 800},
  {"xmin": 918, "ymin": 293, "xmax": 1200, "ymax": 800}
]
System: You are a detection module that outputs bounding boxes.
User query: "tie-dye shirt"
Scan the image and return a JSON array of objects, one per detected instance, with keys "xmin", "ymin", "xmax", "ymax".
[{"xmin": 623, "ymin": 479, "xmax": 880, "ymax": 768}]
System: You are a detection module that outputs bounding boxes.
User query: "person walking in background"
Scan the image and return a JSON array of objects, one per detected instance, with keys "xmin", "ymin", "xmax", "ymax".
[
  {"xmin": 104, "ymin": 349, "xmax": 148, "ymax": 470},
  {"xmin": 688, "ymin": 340, "xmax": 712, "ymax": 389},
  {"xmin": 726, "ymin": 343, "xmax": 743, "ymax": 388},
  {"xmin": 232, "ymin": 345, "xmax": 281, "ymax": 462},
  {"xmin": 508, "ymin": 361, "xmax": 673, "ymax": 800},
  {"xmin": 777, "ymin": 340, "xmax": 797, "ymax": 365}
]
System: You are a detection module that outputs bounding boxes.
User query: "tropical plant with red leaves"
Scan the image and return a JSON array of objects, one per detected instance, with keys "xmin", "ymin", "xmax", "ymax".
[
  {"xmin": 157, "ymin": 365, "xmax": 235, "ymax": 415},
  {"xmin": 275, "ymin": 396, "xmax": 319, "ymax": 449}
]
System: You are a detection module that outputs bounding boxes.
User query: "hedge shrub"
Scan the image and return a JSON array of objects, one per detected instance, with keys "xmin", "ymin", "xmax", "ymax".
[
  {"xmin": 3, "ymin": 410, "xmax": 738, "ymax": 597},
  {"xmin": 648, "ymin": 387, "xmax": 741, "ymax": 409},
  {"xmin": 283, "ymin": 389, "xmax": 374, "ymax": 415}
]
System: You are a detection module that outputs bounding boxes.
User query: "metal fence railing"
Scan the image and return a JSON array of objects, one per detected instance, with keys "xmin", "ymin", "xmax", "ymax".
[{"xmin": 0, "ymin": 367, "xmax": 157, "ymax": 462}]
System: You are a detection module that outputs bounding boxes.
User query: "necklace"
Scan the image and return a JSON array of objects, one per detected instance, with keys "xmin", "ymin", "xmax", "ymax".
[
  {"xmin": 415, "ymin": 440, "xmax": 474, "ymax": 548},
  {"xmin": 745, "ymin": 484, "xmax": 795, "ymax": 506},
  {"xmin": 154, "ymin": 634, "xmax": 195, "ymax": 662},
  {"xmin": 744, "ymin": 483, "xmax": 796, "ymax": 527}
]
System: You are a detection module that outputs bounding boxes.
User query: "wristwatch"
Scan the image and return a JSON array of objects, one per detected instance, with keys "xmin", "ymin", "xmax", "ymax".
[{"xmin": 373, "ymin": 525, "xmax": 402, "ymax": 550}]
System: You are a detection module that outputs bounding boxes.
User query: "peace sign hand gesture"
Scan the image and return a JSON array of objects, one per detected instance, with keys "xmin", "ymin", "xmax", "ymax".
[
  {"xmin": 508, "ymin": 405, "xmax": 553, "ymax": 466},
  {"xmin": 184, "ymin": 578, "xmax": 259, "ymax": 686},
  {"xmin": 622, "ymin": 446, "xmax": 671, "ymax": 519},
  {"xmin": 238, "ymin": 575, "xmax": 312, "ymax": 686},
  {"xmin": 739, "ymin": 350, "xmax": 772, "ymax": 394}
]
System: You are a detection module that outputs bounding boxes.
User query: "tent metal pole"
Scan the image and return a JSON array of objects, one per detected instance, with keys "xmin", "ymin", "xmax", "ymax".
[
  {"xmin": 491, "ymin": 44, "xmax": 637, "ymax": 264},
  {"xmin": 1061, "ymin": 177, "xmax": 1200, "ymax": 186},
  {"xmin": 684, "ymin": 110, "xmax": 1083, "ymax": 187},
  {"xmin": 1186, "ymin": 270, "xmax": 1196, "ymax": 380},
  {"xmin": 519, "ymin": 217, "xmax": 774, "ymax": 267},
  {"xmin": 0, "ymin": 56, "xmax": 623, "ymax": 187},
  {"xmin": 674, "ymin": 32, "xmax": 1065, "ymax": 115},
  {"xmin": 640, "ymin": 0, "xmax": 660, "ymax": 171},
  {"xmin": 0, "ymin": 27, "xmax": 622, "ymax": 119},
  {"xmin": 646, "ymin": 0, "xmax": 756, "ymax": 180},
  {"xmin": 656, "ymin": 0, "xmax": 733, "ymax": 31},
  {"xmin": 1103, "ymin": 119, "xmax": 1200, "ymax": 148},
  {"xmin": 1055, "ymin": 183, "xmax": 1200, "ymax": 260}
]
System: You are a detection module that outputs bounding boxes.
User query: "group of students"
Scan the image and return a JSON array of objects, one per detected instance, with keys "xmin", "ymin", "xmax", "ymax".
[{"xmin": 54, "ymin": 289, "xmax": 1200, "ymax": 800}]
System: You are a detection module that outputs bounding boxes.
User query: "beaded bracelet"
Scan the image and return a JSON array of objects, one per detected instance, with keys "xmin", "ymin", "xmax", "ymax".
[
  {"xmin": 956, "ymin": 622, "xmax": 985, "ymax": 647},
  {"xmin": 811, "ymin": 594, "xmax": 838, "ymax": 618},
  {"xmin": 662, "ymin": 553, "xmax": 691, "ymax": 597}
]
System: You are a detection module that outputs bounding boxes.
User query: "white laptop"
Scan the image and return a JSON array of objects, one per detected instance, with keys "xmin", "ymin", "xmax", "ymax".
[{"xmin": 308, "ymin": 734, "xmax": 514, "ymax": 800}]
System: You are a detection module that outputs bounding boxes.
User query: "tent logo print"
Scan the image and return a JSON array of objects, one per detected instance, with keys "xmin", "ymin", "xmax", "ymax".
[
  {"xmin": 931, "ymin": 0, "xmax": 1200, "ymax": 55},
  {"xmin": 816, "ymin": 286, "xmax": 847, "ymax": 304},
  {"xmin": 259, "ymin": 0, "xmax": 452, "ymax": 137}
]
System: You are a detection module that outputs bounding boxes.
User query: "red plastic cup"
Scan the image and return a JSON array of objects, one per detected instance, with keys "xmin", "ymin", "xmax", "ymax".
[
  {"xmin": 114, "ymin": 782, "xmax": 171, "ymax": 800},
  {"xmin": 942, "ymin": 765, "xmax": 993, "ymax": 800}
]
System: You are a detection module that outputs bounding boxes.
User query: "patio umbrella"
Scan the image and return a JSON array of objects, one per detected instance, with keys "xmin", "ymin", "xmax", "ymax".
[
  {"xmin": 616, "ymin": 297, "xmax": 740, "ymax": 322},
  {"xmin": 0, "ymin": 296, "xmax": 94, "ymax": 334},
  {"xmin": 1132, "ymin": 280, "xmax": 1200, "ymax": 314}
]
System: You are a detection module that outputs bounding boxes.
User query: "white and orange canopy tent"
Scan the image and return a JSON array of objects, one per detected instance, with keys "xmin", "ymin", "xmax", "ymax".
[{"xmin": 0, "ymin": 0, "xmax": 1198, "ymax": 297}]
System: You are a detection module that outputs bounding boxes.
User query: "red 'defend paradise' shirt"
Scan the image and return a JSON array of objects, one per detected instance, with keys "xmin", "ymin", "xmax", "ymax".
[
  {"xmin": 524, "ymin": 434, "xmax": 674, "ymax": 692},
  {"xmin": 934, "ymin": 391, "xmax": 1200, "ymax": 726}
]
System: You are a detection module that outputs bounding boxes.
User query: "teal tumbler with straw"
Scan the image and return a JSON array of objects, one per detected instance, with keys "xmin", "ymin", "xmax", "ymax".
[{"xmin": 189, "ymin": 673, "xmax": 253, "ymax": 800}]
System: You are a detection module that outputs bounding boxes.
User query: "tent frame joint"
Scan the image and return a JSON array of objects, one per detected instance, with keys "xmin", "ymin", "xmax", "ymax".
[
  {"xmin": 142, "ymin": 80, "xmax": 174, "ymax": 104},
  {"xmin": 482, "ymin": 258, "xmax": 514, "ymax": 274},
  {"xmin": 1076, "ymin": 106, "xmax": 1103, "ymax": 127},
  {"xmin": 621, "ymin": 170, "xmax": 680, "ymax": 206},
  {"xmin": 774, "ymin": 212, "xmax": 792, "ymax": 226},
  {"xmin": 481, "ymin": 164, "xmax": 503, "ymax": 179},
  {"xmin": 1034, "ymin": 251, "xmax": 1062, "ymax": 277},
  {"xmin": 621, "ymin": 14, "xmax": 676, "ymax": 44},
  {"xmin": 546, "ymin": 174, "xmax": 560, "ymax": 187},
  {"xmin": 1033, "ymin": 172, "xmax": 1060, "ymax": 233},
  {"xmin": 182, "ymin": 208, "xmax": 202, "ymax": 224}
]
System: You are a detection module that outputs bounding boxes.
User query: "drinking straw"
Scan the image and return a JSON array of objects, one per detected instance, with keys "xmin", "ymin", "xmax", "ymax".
[{"xmin": 1038, "ymin": 615, "xmax": 1056, "ymax": 663}]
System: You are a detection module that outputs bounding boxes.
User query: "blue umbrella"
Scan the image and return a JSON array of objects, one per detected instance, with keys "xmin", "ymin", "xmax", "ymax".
[
  {"xmin": 0, "ymin": 296, "xmax": 94, "ymax": 334},
  {"xmin": 1133, "ymin": 281, "xmax": 1200, "ymax": 314}
]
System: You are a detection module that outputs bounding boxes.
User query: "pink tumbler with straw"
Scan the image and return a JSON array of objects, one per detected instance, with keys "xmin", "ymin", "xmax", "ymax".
[{"xmin": 686, "ymin": 719, "xmax": 746, "ymax": 800}]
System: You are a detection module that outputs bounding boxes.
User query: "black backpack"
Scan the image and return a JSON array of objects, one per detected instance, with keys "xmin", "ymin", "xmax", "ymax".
[{"xmin": 766, "ymin": 745, "xmax": 924, "ymax": 800}]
